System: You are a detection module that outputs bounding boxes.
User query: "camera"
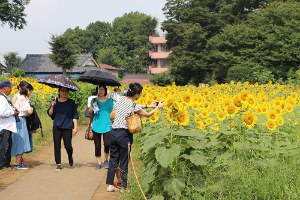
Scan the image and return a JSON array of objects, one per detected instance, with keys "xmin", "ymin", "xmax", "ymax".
[
  {"xmin": 14, "ymin": 108, "xmax": 20, "ymax": 122},
  {"xmin": 155, "ymin": 101, "xmax": 159, "ymax": 106}
]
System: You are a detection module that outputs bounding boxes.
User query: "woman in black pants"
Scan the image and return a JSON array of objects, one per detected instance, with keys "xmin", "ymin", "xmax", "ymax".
[
  {"xmin": 106, "ymin": 83, "xmax": 164, "ymax": 192},
  {"xmin": 47, "ymin": 87, "xmax": 79, "ymax": 172}
]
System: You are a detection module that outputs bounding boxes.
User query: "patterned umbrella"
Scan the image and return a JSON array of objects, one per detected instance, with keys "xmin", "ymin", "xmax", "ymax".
[
  {"xmin": 77, "ymin": 69, "xmax": 121, "ymax": 86},
  {"xmin": 38, "ymin": 74, "xmax": 80, "ymax": 92}
]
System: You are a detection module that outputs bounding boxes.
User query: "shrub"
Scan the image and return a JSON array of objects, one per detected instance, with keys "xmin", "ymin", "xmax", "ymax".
[
  {"xmin": 11, "ymin": 68, "xmax": 25, "ymax": 77},
  {"xmin": 150, "ymin": 71, "xmax": 173, "ymax": 86}
]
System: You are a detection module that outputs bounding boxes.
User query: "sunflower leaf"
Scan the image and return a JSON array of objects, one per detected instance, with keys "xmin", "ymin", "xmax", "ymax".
[{"xmin": 155, "ymin": 145, "xmax": 181, "ymax": 168}]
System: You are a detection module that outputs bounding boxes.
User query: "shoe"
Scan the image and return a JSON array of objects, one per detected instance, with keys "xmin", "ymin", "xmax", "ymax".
[
  {"xmin": 55, "ymin": 165, "xmax": 62, "ymax": 172},
  {"xmin": 116, "ymin": 182, "xmax": 122, "ymax": 189},
  {"xmin": 69, "ymin": 157, "xmax": 74, "ymax": 166},
  {"xmin": 104, "ymin": 160, "xmax": 109, "ymax": 169},
  {"xmin": 95, "ymin": 164, "xmax": 101, "ymax": 170},
  {"xmin": 21, "ymin": 159, "xmax": 29, "ymax": 167},
  {"xmin": 0, "ymin": 166, "xmax": 11, "ymax": 170},
  {"xmin": 17, "ymin": 163, "xmax": 28, "ymax": 170},
  {"xmin": 107, "ymin": 185, "xmax": 120, "ymax": 192},
  {"xmin": 120, "ymin": 186, "xmax": 130, "ymax": 193}
]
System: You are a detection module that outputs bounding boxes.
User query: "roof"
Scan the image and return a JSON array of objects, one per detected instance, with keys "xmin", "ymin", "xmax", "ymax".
[
  {"xmin": 98, "ymin": 63, "xmax": 121, "ymax": 71},
  {"xmin": 0, "ymin": 63, "xmax": 6, "ymax": 70},
  {"xmin": 18, "ymin": 53, "xmax": 100, "ymax": 74},
  {"xmin": 149, "ymin": 36, "xmax": 167, "ymax": 44},
  {"xmin": 120, "ymin": 79, "xmax": 151, "ymax": 84},
  {"xmin": 150, "ymin": 68, "xmax": 169, "ymax": 74},
  {"xmin": 123, "ymin": 74, "xmax": 153, "ymax": 79}
]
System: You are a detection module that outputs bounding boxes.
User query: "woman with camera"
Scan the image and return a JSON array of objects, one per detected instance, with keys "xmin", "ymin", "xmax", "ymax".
[
  {"xmin": 11, "ymin": 86, "xmax": 33, "ymax": 170},
  {"xmin": 106, "ymin": 82, "xmax": 164, "ymax": 192}
]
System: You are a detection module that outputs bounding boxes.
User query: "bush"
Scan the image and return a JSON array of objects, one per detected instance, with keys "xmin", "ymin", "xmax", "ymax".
[
  {"xmin": 150, "ymin": 71, "xmax": 173, "ymax": 86},
  {"xmin": 11, "ymin": 68, "xmax": 25, "ymax": 77}
]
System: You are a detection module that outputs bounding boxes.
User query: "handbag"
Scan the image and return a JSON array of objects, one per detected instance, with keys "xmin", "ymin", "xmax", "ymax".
[
  {"xmin": 85, "ymin": 117, "xmax": 94, "ymax": 140},
  {"xmin": 125, "ymin": 103, "xmax": 142, "ymax": 134},
  {"xmin": 84, "ymin": 107, "xmax": 92, "ymax": 118}
]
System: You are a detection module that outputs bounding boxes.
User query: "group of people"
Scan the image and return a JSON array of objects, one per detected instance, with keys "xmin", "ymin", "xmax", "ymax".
[
  {"xmin": 0, "ymin": 79, "xmax": 164, "ymax": 192},
  {"xmin": 0, "ymin": 79, "xmax": 34, "ymax": 170}
]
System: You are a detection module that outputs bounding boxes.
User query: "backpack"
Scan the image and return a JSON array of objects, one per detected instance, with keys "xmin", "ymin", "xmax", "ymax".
[{"xmin": 26, "ymin": 106, "xmax": 43, "ymax": 137}]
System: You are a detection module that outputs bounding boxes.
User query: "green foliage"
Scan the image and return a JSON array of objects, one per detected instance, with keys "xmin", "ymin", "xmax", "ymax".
[
  {"xmin": 11, "ymin": 68, "xmax": 25, "ymax": 77},
  {"xmin": 96, "ymin": 47, "xmax": 122, "ymax": 69},
  {"xmin": 0, "ymin": 0, "xmax": 30, "ymax": 30},
  {"xmin": 48, "ymin": 34, "xmax": 80, "ymax": 77},
  {"xmin": 150, "ymin": 71, "xmax": 173, "ymax": 86},
  {"xmin": 3, "ymin": 52, "xmax": 23, "ymax": 69}
]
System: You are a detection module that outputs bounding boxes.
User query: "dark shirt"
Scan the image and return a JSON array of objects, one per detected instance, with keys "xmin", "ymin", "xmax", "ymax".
[{"xmin": 47, "ymin": 99, "xmax": 79, "ymax": 129}]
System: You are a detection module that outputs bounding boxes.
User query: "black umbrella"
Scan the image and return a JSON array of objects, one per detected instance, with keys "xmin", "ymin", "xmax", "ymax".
[
  {"xmin": 77, "ymin": 69, "xmax": 121, "ymax": 86},
  {"xmin": 38, "ymin": 74, "xmax": 80, "ymax": 92}
]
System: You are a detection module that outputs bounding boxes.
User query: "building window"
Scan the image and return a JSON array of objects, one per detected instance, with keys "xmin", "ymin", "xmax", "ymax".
[
  {"xmin": 161, "ymin": 45, "xmax": 168, "ymax": 52},
  {"xmin": 161, "ymin": 59, "xmax": 170, "ymax": 68}
]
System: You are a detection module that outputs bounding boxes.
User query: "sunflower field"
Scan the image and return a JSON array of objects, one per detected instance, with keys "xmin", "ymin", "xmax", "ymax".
[{"xmin": 126, "ymin": 81, "xmax": 300, "ymax": 199}]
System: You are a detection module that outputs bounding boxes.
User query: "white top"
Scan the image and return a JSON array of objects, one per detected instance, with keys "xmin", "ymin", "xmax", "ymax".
[
  {"xmin": 0, "ymin": 92, "xmax": 17, "ymax": 133},
  {"xmin": 87, "ymin": 95, "xmax": 97, "ymax": 107},
  {"xmin": 111, "ymin": 92, "xmax": 120, "ymax": 103},
  {"xmin": 112, "ymin": 96, "xmax": 142, "ymax": 129},
  {"xmin": 15, "ymin": 96, "xmax": 32, "ymax": 117}
]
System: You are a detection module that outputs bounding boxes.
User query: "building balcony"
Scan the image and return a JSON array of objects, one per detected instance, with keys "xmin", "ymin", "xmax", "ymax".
[{"xmin": 149, "ymin": 51, "xmax": 171, "ymax": 59}]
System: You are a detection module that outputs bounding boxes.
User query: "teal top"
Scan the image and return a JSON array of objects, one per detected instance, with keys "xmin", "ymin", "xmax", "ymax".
[{"xmin": 91, "ymin": 97, "xmax": 114, "ymax": 133}]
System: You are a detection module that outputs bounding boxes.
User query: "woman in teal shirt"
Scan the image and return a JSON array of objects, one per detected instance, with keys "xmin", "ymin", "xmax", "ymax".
[{"xmin": 88, "ymin": 85, "xmax": 113, "ymax": 170}]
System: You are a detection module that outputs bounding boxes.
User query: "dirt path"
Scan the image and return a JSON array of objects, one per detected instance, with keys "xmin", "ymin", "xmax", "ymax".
[{"xmin": 0, "ymin": 127, "xmax": 119, "ymax": 200}]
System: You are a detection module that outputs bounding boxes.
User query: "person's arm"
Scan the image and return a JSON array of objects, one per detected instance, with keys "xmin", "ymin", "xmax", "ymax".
[
  {"xmin": 11, "ymin": 95, "xmax": 17, "ymax": 106},
  {"xmin": 0, "ymin": 99, "xmax": 15, "ymax": 117},
  {"xmin": 48, "ymin": 100, "xmax": 56, "ymax": 117},
  {"xmin": 137, "ymin": 102, "xmax": 164, "ymax": 118},
  {"xmin": 73, "ymin": 119, "xmax": 78, "ymax": 136}
]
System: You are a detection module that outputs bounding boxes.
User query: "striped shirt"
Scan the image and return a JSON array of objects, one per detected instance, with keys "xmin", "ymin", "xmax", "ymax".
[{"xmin": 112, "ymin": 96, "xmax": 142, "ymax": 129}]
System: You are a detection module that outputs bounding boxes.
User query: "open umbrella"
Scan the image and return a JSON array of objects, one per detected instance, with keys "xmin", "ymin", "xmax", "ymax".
[
  {"xmin": 38, "ymin": 74, "xmax": 80, "ymax": 92},
  {"xmin": 77, "ymin": 69, "xmax": 121, "ymax": 86}
]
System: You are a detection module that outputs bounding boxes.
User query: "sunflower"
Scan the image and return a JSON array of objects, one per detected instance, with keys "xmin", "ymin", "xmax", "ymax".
[
  {"xmin": 165, "ymin": 96, "xmax": 176, "ymax": 108},
  {"xmin": 175, "ymin": 110, "xmax": 190, "ymax": 126},
  {"xmin": 217, "ymin": 111, "xmax": 227, "ymax": 122},
  {"xmin": 246, "ymin": 94, "xmax": 256, "ymax": 108},
  {"xmin": 197, "ymin": 121, "xmax": 206, "ymax": 130},
  {"xmin": 277, "ymin": 116, "xmax": 284, "ymax": 126},
  {"xmin": 267, "ymin": 120, "xmax": 276, "ymax": 131},
  {"xmin": 211, "ymin": 124, "xmax": 220, "ymax": 131},
  {"xmin": 255, "ymin": 105, "xmax": 262, "ymax": 115},
  {"xmin": 234, "ymin": 96, "xmax": 242, "ymax": 107},
  {"xmin": 267, "ymin": 110, "xmax": 277, "ymax": 120},
  {"xmin": 166, "ymin": 109, "xmax": 177, "ymax": 123},
  {"xmin": 274, "ymin": 106, "xmax": 283, "ymax": 115},
  {"xmin": 241, "ymin": 90, "xmax": 249, "ymax": 101},
  {"xmin": 291, "ymin": 92, "xmax": 298, "ymax": 99},
  {"xmin": 200, "ymin": 108, "xmax": 210, "ymax": 118},
  {"xmin": 285, "ymin": 103, "xmax": 293, "ymax": 112},
  {"xmin": 183, "ymin": 91, "xmax": 192, "ymax": 104},
  {"xmin": 242, "ymin": 111, "xmax": 258, "ymax": 128},
  {"xmin": 142, "ymin": 118, "xmax": 147, "ymax": 124},
  {"xmin": 149, "ymin": 115, "xmax": 159, "ymax": 123},
  {"xmin": 226, "ymin": 104, "xmax": 238, "ymax": 117},
  {"xmin": 205, "ymin": 117, "xmax": 213, "ymax": 125}
]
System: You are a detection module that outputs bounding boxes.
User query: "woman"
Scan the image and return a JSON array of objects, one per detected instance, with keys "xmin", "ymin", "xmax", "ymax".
[
  {"xmin": 106, "ymin": 83, "xmax": 164, "ymax": 192},
  {"xmin": 88, "ymin": 85, "xmax": 113, "ymax": 170},
  {"xmin": 47, "ymin": 87, "xmax": 78, "ymax": 172},
  {"xmin": 11, "ymin": 86, "xmax": 33, "ymax": 170}
]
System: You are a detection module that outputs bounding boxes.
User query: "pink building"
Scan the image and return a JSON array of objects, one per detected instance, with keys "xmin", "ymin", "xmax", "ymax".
[{"xmin": 148, "ymin": 36, "xmax": 171, "ymax": 74}]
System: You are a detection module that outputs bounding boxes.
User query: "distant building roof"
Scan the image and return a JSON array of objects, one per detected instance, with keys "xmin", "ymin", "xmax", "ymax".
[
  {"xmin": 149, "ymin": 36, "xmax": 167, "ymax": 44},
  {"xmin": 0, "ymin": 63, "xmax": 6, "ymax": 70},
  {"xmin": 98, "ymin": 63, "xmax": 121, "ymax": 71},
  {"xmin": 18, "ymin": 53, "xmax": 99, "ymax": 74},
  {"xmin": 121, "ymin": 74, "xmax": 153, "ymax": 84},
  {"xmin": 150, "ymin": 68, "xmax": 169, "ymax": 74},
  {"xmin": 120, "ymin": 79, "xmax": 151, "ymax": 84}
]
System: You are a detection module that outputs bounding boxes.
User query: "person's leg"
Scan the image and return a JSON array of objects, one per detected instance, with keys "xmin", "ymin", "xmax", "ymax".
[
  {"xmin": 93, "ymin": 131, "xmax": 102, "ymax": 168},
  {"xmin": 0, "ymin": 130, "xmax": 11, "ymax": 168},
  {"xmin": 103, "ymin": 131, "xmax": 110, "ymax": 168},
  {"xmin": 53, "ymin": 127, "xmax": 63, "ymax": 165},
  {"xmin": 5, "ymin": 131, "xmax": 12, "ymax": 167},
  {"xmin": 62, "ymin": 129, "xmax": 73, "ymax": 166},
  {"xmin": 118, "ymin": 130, "xmax": 132, "ymax": 188},
  {"xmin": 106, "ymin": 130, "xmax": 120, "ymax": 187}
]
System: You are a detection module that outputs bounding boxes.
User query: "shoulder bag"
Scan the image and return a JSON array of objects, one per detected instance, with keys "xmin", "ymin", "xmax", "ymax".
[{"xmin": 125, "ymin": 103, "xmax": 141, "ymax": 134}]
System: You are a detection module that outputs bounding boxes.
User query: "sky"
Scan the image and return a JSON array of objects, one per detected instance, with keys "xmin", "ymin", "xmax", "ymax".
[{"xmin": 0, "ymin": 0, "xmax": 168, "ymax": 64}]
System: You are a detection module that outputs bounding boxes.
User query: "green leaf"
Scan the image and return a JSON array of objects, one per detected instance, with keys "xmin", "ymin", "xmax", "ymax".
[
  {"xmin": 141, "ymin": 132, "xmax": 169, "ymax": 153},
  {"xmin": 182, "ymin": 151, "xmax": 207, "ymax": 166},
  {"xmin": 233, "ymin": 141, "xmax": 250, "ymax": 150},
  {"xmin": 155, "ymin": 145, "xmax": 181, "ymax": 168},
  {"xmin": 149, "ymin": 195, "xmax": 164, "ymax": 200},
  {"xmin": 186, "ymin": 140, "xmax": 205, "ymax": 149},
  {"xmin": 162, "ymin": 177, "xmax": 185, "ymax": 198}
]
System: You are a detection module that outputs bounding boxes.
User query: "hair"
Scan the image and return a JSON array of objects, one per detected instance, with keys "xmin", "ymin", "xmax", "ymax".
[
  {"xmin": 127, "ymin": 83, "xmax": 143, "ymax": 97},
  {"xmin": 58, "ymin": 86, "xmax": 69, "ymax": 92},
  {"xmin": 19, "ymin": 87, "xmax": 28, "ymax": 96},
  {"xmin": 23, "ymin": 82, "xmax": 34, "ymax": 91},
  {"xmin": 114, "ymin": 87, "xmax": 121, "ymax": 92},
  {"xmin": 96, "ymin": 85, "xmax": 107, "ymax": 96},
  {"xmin": 17, "ymin": 81, "xmax": 28, "ymax": 90},
  {"xmin": 91, "ymin": 89, "xmax": 97, "ymax": 96}
]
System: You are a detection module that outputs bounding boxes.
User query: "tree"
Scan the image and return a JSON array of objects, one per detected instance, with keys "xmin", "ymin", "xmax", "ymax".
[
  {"xmin": 48, "ymin": 34, "xmax": 79, "ymax": 77},
  {"xmin": 97, "ymin": 47, "xmax": 121, "ymax": 69},
  {"xmin": 3, "ymin": 52, "xmax": 23, "ymax": 69},
  {"xmin": 0, "ymin": 0, "xmax": 30, "ymax": 30},
  {"xmin": 207, "ymin": 1, "xmax": 300, "ymax": 83}
]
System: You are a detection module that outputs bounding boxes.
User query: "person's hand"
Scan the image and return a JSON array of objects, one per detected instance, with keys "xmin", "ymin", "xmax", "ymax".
[
  {"xmin": 93, "ymin": 101, "xmax": 98, "ymax": 107},
  {"xmin": 72, "ymin": 128, "xmax": 77, "ymax": 136},
  {"xmin": 150, "ymin": 102, "xmax": 157, "ymax": 108},
  {"xmin": 51, "ymin": 100, "xmax": 56, "ymax": 107},
  {"xmin": 158, "ymin": 101, "xmax": 164, "ymax": 109},
  {"xmin": 13, "ymin": 108, "xmax": 19, "ymax": 116}
]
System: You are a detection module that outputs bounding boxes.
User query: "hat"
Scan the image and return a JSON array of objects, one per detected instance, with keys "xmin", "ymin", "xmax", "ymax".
[{"xmin": 0, "ymin": 80, "xmax": 16, "ymax": 89}]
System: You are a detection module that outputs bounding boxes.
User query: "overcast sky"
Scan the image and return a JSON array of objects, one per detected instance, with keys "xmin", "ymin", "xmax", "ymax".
[{"xmin": 0, "ymin": 0, "xmax": 167, "ymax": 64}]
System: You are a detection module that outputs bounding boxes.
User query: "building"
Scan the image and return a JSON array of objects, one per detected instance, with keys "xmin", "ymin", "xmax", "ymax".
[
  {"xmin": 0, "ymin": 63, "xmax": 6, "ymax": 75},
  {"xmin": 120, "ymin": 74, "xmax": 153, "ymax": 84},
  {"xmin": 148, "ymin": 36, "xmax": 171, "ymax": 74},
  {"xmin": 18, "ymin": 53, "xmax": 100, "ymax": 78},
  {"xmin": 98, "ymin": 63, "xmax": 121, "ymax": 77}
]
